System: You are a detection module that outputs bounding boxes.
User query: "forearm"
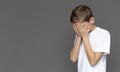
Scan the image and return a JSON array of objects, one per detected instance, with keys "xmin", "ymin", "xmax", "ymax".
[
  {"xmin": 70, "ymin": 37, "xmax": 81, "ymax": 63},
  {"xmin": 83, "ymin": 36, "xmax": 96, "ymax": 65}
]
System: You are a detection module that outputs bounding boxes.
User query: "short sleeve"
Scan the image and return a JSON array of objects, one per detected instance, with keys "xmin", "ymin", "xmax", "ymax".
[{"xmin": 94, "ymin": 31, "xmax": 111, "ymax": 55}]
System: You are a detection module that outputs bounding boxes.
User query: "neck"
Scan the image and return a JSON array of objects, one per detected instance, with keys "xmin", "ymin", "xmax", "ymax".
[{"xmin": 90, "ymin": 25, "xmax": 96, "ymax": 32}]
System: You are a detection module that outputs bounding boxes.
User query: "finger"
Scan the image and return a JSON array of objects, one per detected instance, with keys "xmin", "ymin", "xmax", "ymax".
[
  {"xmin": 84, "ymin": 24, "xmax": 88, "ymax": 29},
  {"xmin": 74, "ymin": 24, "xmax": 79, "ymax": 30},
  {"xmin": 77, "ymin": 24, "xmax": 83, "ymax": 31},
  {"xmin": 80, "ymin": 24, "xmax": 84, "ymax": 29},
  {"xmin": 82, "ymin": 23, "xmax": 86, "ymax": 27},
  {"xmin": 76, "ymin": 23, "xmax": 81, "ymax": 31},
  {"xmin": 73, "ymin": 24, "xmax": 79, "ymax": 33}
]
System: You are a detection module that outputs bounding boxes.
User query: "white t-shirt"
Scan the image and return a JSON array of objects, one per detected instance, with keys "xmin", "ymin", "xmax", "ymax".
[{"xmin": 74, "ymin": 27, "xmax": 111, "ymax": 72}]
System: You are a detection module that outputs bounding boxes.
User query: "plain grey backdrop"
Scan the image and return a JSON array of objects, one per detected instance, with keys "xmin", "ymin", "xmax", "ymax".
[{"xmin": 0, "ymin": 0, "xmax": 119, "ymax": 72}]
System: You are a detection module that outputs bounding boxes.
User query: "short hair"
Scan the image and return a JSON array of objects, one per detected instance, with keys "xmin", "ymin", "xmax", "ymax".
[{"xmin": 70, "ymin": 5, "xmax": 93, "ymax": 23}]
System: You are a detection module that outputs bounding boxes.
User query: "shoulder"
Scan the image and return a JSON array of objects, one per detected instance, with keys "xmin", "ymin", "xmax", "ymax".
[
  {"xmin": 97, "ymin": 27, "xmax": 110, "ymax": 36},
  {"xmin": 93, "ymin": 27, "xmax": 111, "ymax": 40}
]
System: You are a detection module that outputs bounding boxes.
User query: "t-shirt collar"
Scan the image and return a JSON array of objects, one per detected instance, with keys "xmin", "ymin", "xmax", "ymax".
[{"xmin": 89, "ymin": 27, "xmax": 99, "ymax": 36}]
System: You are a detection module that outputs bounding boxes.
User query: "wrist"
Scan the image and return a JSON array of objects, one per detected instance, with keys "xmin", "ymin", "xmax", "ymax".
[
  {"xmin": 76, "ymin": 36, "xmax": 81, "ymax": 41},
  {"xmin": 77, "ymin": 36, "xmax": 81, "ymax": 39},
  {"xmin": 82, "ymin": 35, "xmax": 89, "ymax": 40}
]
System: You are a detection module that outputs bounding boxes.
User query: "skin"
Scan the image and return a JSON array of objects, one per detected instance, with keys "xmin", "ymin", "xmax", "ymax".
[{"xmin": 70, "ymin": 17, "xmax": 103, "ymax": 66}]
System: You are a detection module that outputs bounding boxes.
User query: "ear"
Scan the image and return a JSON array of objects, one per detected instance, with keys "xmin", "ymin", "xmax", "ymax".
[{"xmin": 89, "ymin": 17, "xmax": 95, "ymax": 24}]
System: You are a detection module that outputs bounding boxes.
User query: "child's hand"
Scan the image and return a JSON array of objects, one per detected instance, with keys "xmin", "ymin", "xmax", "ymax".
[
  {"xmin": 73, "ymin": 23, "xmax": 81, "ymax": 37},
  {"xmin": 76, "ymin": 23, "xmax": 90, "ymax": 38}
]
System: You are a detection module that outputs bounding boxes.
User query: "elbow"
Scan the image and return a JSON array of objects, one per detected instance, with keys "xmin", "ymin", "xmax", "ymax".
[
  {"xmin": 70, "ymin": 58, "xmax": 77, "ymax": 63},
  {"xmin": 89, "ymin": 60, "xmax": 97, "ymax": 67},
  {"xmin": 70, "ymin": 57, "xmax": 77, "ymax": 63},
  {"xmin": 70, "ymin": 51, "xmax": 79, "ymax": 63}
]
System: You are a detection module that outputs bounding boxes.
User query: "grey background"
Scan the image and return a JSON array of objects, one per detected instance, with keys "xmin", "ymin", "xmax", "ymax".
[{"xmin": 0, "ymin": 0, "xmax": 119, "ymax": 72}]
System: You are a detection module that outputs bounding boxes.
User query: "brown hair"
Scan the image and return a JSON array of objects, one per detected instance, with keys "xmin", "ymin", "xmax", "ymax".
[{"xmin": 70, "ymin": 5, "xmax": 93, "ymax": 23}]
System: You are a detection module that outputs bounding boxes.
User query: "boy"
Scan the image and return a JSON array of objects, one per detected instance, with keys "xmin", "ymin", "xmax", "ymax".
[{"xmin": 70, "ymin": 5, "xmax": 111, "ymax": 72}]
